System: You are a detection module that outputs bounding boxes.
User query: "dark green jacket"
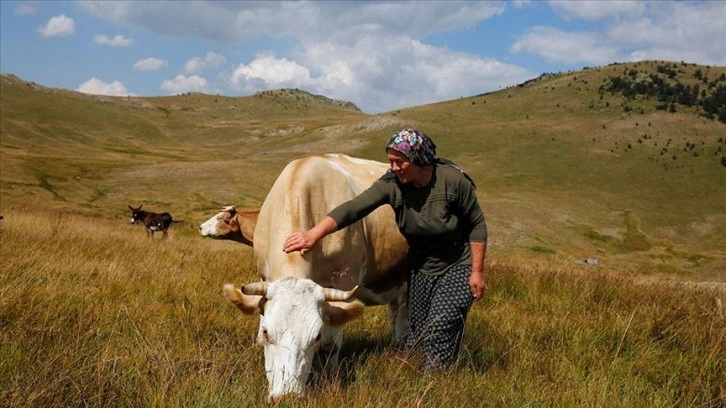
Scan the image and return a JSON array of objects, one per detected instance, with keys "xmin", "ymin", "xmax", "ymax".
[{"xmin": 328, "ymin": 162, "xmax": 487, "ymax": 275}]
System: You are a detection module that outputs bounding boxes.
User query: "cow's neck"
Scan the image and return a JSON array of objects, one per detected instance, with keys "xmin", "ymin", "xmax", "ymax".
[{"xmin": 233, "ymin": 214, "xmax": 254, "ymax": 246}]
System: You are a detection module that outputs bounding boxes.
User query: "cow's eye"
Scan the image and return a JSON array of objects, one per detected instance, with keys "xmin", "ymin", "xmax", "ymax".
[{"xmin": 262, "ymin": 328, "xmax": 271, "ymax": 343}]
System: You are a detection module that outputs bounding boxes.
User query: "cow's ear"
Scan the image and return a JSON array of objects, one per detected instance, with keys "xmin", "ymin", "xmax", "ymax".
[
  {"xmin": 229, "ymin": 217, "xmax": 240, "ymax": 231},
  {"xmin": 223, "ymin": 284, "xmax": 261, "ymax": 315},
  {"xmin": 323, "ymin": 300, "xmax": 365, "ymax": 327}
]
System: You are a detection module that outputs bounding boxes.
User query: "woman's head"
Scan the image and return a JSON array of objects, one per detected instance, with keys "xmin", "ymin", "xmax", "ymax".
[{"xmin": 385, "ymin": 128, "xmax": 437, "ymax": 166}]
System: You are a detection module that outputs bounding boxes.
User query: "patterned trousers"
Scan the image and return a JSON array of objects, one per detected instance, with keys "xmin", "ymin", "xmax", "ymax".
[{"xmin": 405, "ymin": 263, "xmax": 474, "ymax": 371}]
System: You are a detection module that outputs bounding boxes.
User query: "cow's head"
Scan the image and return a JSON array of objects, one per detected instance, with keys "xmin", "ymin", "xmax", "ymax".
[
  {"xmin": 223, "ymin": 278, "xmax": 364, "ymax": 400},
  {"xmin": 199, "ymin": 206, "xmax": 258, "ymax": 246},
  {"xmin": 128, "ymin": 205, "xmax": 143, "ymax": 224}
]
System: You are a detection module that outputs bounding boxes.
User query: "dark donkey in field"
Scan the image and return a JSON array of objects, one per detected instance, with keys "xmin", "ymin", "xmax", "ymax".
[{"xmin": 128, "ymin": 205, "xmax": 178, "ymax": 239}]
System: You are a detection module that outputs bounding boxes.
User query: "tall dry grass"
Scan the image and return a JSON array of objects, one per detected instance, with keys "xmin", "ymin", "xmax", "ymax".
[{"xmin": 1, "ymin": 210, "xmax": 723, "ymax": 407}]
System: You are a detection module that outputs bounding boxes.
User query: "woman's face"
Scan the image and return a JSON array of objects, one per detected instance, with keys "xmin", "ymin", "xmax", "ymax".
[{"xmin": 387, "ymin": 149, "xmax": 416, "ymax": 184}]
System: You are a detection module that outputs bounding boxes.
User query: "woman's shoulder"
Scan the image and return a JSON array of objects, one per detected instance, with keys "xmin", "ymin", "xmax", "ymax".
[{"xmin": 436, "ymin": 159, "xmax": 476, "ymax": 188}]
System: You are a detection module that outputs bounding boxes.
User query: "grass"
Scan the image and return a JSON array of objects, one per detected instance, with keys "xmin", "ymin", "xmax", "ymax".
[
  {"xmin": 1, "ymin": 211, "xmax": 723, "ymax": 407},
  {"xmin": 1, "ymin": 61, "xmax": 725, "ymax": 405},
  {"xmin": 2, "ymin": 64, "xmax": 726, "ymax": 277}
]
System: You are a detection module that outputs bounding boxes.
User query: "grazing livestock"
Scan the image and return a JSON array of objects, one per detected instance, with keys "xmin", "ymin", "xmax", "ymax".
[
  {"xmin": 222, "ymin": 153, "xmax": 408, "ymax": 400},
  {"xmin": 128, "ymin": 205, "xmax": 177, "ymax": 239},
  {"xmin": 198, "ymin": 206, "xmax": 259, "ymax": 246}
]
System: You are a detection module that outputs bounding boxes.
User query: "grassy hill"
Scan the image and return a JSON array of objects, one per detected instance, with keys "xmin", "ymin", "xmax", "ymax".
[
  {"xmin": 1, "ymin": 60, "xmax": 725, "ymax": 279},
  {"xmin": 1, "ymin": 62, "xmax": 724, "ymax": 407}
]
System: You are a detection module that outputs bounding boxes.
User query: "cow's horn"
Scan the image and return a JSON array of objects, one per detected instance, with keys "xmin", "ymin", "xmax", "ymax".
[
  {"xmin": 324, "ymin": 285, "xmax": 358, "ymax": 301},
  {"xmin": 222, "ymin": 205, "xmax": 236, "ymax": 212},
  {"xmin": 242, "ymin": 281, "xmax": 268, "ymax": 296}
]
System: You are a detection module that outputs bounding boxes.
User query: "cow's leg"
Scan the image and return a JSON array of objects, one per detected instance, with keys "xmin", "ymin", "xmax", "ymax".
[{"xmin": 388, "ymin": 289, "xmax": 409, "ymax": 346}]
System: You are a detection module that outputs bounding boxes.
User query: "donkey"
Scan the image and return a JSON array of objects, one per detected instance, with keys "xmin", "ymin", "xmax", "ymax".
[{"xmin": 128, "ymin": 205, "xmax": 178, "ymax": 239}]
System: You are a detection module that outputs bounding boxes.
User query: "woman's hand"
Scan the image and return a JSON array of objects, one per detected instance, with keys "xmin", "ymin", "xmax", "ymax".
[
  {"xmin": 469, "ymin": 270, "xmax": 487, "ymax": 301},
  {"xmin": 282, "ymin": 216, "xmax": 339, "ymax": 255},
  {"xmin": 283, "ymin": 230, "xmax": 316, "ymax": 255},
  {"xmin": 469, "ymin": 241, "xmax": 487, "ymax": 301}
]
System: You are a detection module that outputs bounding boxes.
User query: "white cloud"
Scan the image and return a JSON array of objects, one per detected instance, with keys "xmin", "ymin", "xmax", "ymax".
[
  {"xmin": 71, "ymin": 1, "xmax": 535, "ymax": 112},
  {"xmin": 606, "ymin": 2, "xmax": 726, "ymax": 66},
  {"xmin": 161, "ymin": 75, "xmax": 208, "ymax": 94},
  {"xmin": 227, "ymin": 35, "xmax": 532, "ymax": 113},
  {"xmin": 71, "ymin": 1, "xmax": 726, "ymax": 113},
  {"xmin": 515, "ymin": 1, "xmax": 726, "ymax": 67},
  {"xmin": 511, "ymin": 0, "xmax": 532, "ymax": 8},
  {"xmin": 302, "ymin": 36, "xmax": 532, "ymax": 112},
  {"xmin": 73, "ymin": 2, "xmax": 523, "ymax": 112},
  {"xmin": 77, "ymin": 77, "xmax": 134, "ymax": 96},
  {"xmin": 77, "ymin": 2, "xmax": 504, "ymax": 43},
  {"xmin": 549, "ymin": 0, "xmax": 646, "ymax": 21},
  {"xmin": 511, "ymin": 26, "xmax": 619, "ymax": 65},
  {"xmin": 94, "ymin": 34, "xmax": 134, "ymax": 47},
  {"xmin": 37, "ymin": 14, "xmax": 75, "ymax": 38},
  {"xmin": 230, "ymin": 56, "xmax": 311, "ymax": 92},
  {"xmin": 184, "ymin": 52, "xmax": 226, "ymax": 74},
  {"xmin": 133, "ymin": 58, "xmax": 168, "ymax": 71},
  {"xmin": 15, "ymin": 3, "xmax": 37, "ymax": 15}
]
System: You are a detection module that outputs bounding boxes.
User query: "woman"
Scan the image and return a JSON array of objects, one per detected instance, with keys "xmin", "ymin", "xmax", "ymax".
[{"xmin": 283, "ymin": 128, "xmax": 487, "ymax": 371}]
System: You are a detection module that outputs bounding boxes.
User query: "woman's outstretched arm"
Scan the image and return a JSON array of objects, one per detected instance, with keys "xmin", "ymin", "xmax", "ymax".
[{"xmin": 283, "ymin": 216, "xmax": 339, "ymax": 255}]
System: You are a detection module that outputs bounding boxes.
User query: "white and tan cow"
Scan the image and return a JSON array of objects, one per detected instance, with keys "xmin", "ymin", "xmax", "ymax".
[
  {"xmin": 199, "ymin": 206, "xmax": 259, "ymax": 246},
  {"xmin": 220, "ymin": 153, "xmax": 408, "ymax": 400}
]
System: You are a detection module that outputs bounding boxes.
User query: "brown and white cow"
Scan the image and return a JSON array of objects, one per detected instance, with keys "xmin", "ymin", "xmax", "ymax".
[
  {"xmin": 199, "ymin": 206, "xmax": 259, "ymax": 246},
  {"xmin": 220, "ymin": 153, "xmax": 408, "ymax": 400}
]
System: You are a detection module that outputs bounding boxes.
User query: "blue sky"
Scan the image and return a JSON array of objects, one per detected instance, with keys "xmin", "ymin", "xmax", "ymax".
[{"xmin": 2, "ymin": 1, "xmax": 725, "ymax": 114}]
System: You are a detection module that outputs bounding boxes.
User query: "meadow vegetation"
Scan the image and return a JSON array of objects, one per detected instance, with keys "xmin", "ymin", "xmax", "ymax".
[
  {"xmin": 1, "ymin": 60, "xmax": 725, "ymax": 406},
  {"xmin": 1, "ymin": 211, "xmax": 723, "ymax": 407}
]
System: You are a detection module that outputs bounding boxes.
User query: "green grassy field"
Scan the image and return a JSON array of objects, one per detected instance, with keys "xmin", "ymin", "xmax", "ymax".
[
  {"xmin": 1, "ymin": 211, "xmax": 723, "ymax": 407},
  {"xmin": 2, "ymin": 62, "xmax": 725, "ymax": 278},
  {"xmin": 1, "ymin": 60, "xmax": 725, "ymax": 406}
]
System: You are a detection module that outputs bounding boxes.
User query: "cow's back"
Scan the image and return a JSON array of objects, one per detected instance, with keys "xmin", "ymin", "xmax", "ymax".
[{"xmin": 254, "ymin": 154, "xmax": 407, "ymax": 304}]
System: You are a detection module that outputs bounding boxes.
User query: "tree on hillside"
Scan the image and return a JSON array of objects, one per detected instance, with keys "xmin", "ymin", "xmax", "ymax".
[
  {"xmin": 700, "ymin": 85, "xmax": 726, "ymax": 123},
  {"xmin": 599, "ymin": 69, "xmax": 726, "ymax": 123}
]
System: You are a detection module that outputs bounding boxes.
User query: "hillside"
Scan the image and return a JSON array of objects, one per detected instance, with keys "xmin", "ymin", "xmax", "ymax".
[{"xmin": 1, "ymin": 61, "xmax": 725, "ymax": 279}]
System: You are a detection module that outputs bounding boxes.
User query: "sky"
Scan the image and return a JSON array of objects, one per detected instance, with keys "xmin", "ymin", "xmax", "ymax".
[{"xmin": 1, "ymin": 1, "xmax": 725, "ymax": 114}]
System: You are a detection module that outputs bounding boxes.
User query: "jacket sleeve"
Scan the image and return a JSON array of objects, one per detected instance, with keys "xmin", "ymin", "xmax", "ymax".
[
  {"xmin": 327, "ymin": 179, "xmax": 391, "ymax": 230},
  {"xmin": 457, "ymin": 173, "xmax": 487, "ymax": 243}
]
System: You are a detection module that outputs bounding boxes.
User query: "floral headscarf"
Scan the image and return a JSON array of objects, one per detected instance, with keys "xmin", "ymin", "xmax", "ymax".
[{"xmin": 385, "ymin": 128, "xmax": 437, "ymax": 165}]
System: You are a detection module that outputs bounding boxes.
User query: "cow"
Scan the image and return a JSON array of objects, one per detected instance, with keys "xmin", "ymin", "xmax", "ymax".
[
  {"xmin": 198, "ymin": 206, "xmax": 259, "ymax": 246},
  {"xmin": 128, "ymin": 205, "xmax": 177, "ymax": 239},
  {"xmin": 220, "ymin": 153, "xmax": 409, "ymax": 400}
]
